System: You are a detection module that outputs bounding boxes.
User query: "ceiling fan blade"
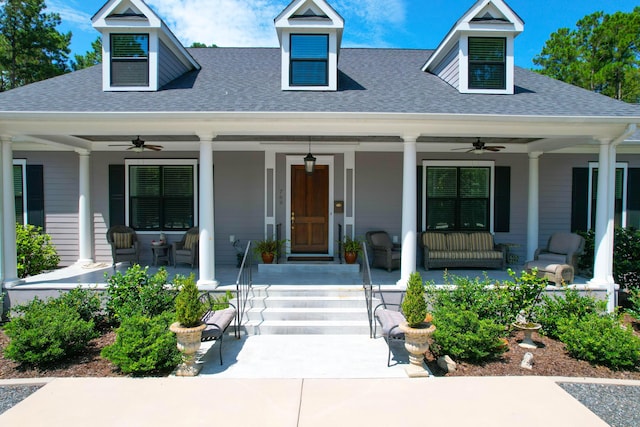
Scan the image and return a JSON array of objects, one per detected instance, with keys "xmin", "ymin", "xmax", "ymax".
[
  {"xmin": 485, "ymin": 147, "xmax": 501, "ymax": 152},
  {"xmin": 109, "ymin": 144, "xmax": 134, "ymax": 147},
  {"xmin": 486, "ymin": 145, "xmax": 505, "ymax": 150},
  {"xmin": 145, "ymin": 145, "xmax": 163, "ymax": 151}
]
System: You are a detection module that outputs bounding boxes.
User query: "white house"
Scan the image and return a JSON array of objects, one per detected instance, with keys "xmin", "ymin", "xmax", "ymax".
[{"xmin": 0, "ymin": 0, "xmax": 639, "ymax": 311}]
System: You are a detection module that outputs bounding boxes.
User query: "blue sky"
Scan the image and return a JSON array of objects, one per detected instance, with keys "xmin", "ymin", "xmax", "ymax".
[{"xmin": 49, "ymin": 0, "xmax": 639, "ymax": 69}]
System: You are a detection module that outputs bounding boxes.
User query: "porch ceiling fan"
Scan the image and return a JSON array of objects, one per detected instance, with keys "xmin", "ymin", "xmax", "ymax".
[
  {"xmin": 110, "ymin": 136, "xmax": 164, "ymax": 152},
  {"xmin": 452, "ymin": 137, "xmax": 505, "ymax": 154}
]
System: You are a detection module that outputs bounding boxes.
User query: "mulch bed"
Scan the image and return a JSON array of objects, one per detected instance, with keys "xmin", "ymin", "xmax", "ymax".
[{"xmin": 1, "ymin": 316, "xmax": 639, "ymax": 380}]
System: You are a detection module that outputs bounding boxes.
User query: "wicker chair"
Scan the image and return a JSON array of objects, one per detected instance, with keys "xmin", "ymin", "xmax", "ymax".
[
  {"xmin": 172, "ymin": 227, "xmax": 199, "ymax": 268},
  {"xmin": 366, "ymin": 231, "xmax": 401, "ymax": 272},
  {"xmin": 106, "ymin": 225, "xmax": 140, "ymax": 269}
]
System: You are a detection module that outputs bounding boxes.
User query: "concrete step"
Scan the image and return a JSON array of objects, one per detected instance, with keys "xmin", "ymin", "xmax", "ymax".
[
  {"xmin": 238, "ymin": 284, "xmax": 372, "ymax": 335},
  {"xmin": 243, "ymin": 320, "xmax": 371, "ymax": 335},
  {"xmin": 246, "ymin": 307, "xmax": 368, "ymax": 322}
]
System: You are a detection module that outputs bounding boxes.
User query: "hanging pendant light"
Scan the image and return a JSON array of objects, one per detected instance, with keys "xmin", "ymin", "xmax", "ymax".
[{"xmin": 304, "ymin": 141, "xmax": 316, "ymax": 174}]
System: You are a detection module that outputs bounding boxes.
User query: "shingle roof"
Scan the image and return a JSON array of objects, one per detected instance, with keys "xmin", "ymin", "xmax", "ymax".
[{"xmin": 0, "ymin": 47, "xmax": 638, "ymax": 117}]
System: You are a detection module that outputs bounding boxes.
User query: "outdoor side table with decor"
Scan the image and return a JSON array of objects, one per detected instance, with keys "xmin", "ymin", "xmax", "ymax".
[{"xmin": 151, "ymin": 243, "xmax": 171, "ymax": 266}]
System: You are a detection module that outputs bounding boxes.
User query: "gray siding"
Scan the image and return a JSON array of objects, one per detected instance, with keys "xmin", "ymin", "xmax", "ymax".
[
  {"xmin": 214, "ymin": 151, "xmax": 265, "ymax": 265},
  {"xmin": 432, "ymin": 42, "xmax": 459, "ymax": 89},
  {"xmin": 14, "ymin": 151, "xmax": 79, "ymax": 266},
  {"xmin": 355, "ymin": 152, "xmax": 403, "ymax": 239},
  {"xmin": 158, "ymin": 40, "xmax": 190, "ymax": 88}
]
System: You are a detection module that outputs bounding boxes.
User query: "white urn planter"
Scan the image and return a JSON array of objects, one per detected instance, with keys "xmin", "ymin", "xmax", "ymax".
[
  {"xmin": 170, "ymin": 322, "xmax": 206, "ymax": 376},
  {"xmin": 399, "ymin": 321, "xmax": 436, "ymax": 378}
]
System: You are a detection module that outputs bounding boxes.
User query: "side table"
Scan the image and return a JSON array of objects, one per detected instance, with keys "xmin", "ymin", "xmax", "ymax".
[{"xmin": 151, "ymin": 244, "xmax": 171, "ymax": 266}]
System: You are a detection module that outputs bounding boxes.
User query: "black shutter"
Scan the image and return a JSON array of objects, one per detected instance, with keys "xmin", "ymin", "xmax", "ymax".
[
  {"xmin": 26, "ymin": 165, "xmax": 44, "ymax": 229},
  {"xmin": 627, "ymin": 168, "xmax": 640, "ymax": 229},
  {"xmin": 494, "ymin": 166, "xmax": 510, "ymax": 232},
  {"xmin": 109, "ymin": 165, "xmax": 125, "ymax": 227},
  {"xmin": 571, "ymin": 168, "xmax": 589, "ymax": 232},
  {"xmin": 417, "ymin": 165, "xmax": 423, "ymax": 231}
]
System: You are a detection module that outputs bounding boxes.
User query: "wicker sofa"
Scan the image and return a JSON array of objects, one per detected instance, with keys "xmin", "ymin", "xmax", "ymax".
[{"xmin": 420, "ymin": 231, "xmax": 506, "ymax": 270}]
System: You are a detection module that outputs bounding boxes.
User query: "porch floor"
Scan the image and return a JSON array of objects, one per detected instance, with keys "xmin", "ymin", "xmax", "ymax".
[{"xmin": 17, "ymin": 260, "xmax": 591, "ymax": 289}]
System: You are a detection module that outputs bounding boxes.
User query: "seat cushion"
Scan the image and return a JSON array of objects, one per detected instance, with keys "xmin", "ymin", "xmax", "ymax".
[
  {"xmin": 548, "ymin": 233, "xmax": 582, "ymax": 255},
  {"xmin": 375, "ymin": 308, "xmax": 405, "ymax": 339},
  {"xmin": 184, "ymin": 233, "xmax": 198, "ymax": 250},
  {"xmin": 201, "ymin": 308, "xmax": 236, "ymax": 340},
  {"xmin": 422, "ymin": 232, "xmax": 447, "ymax": 251},
  {"xmin": 537, "ymin": 253, "xmax": 567, "ymax": 263},
  {"xmin": 468, "ymin": 232, "xmax": 494, "ymax": 251},
  {"xmin": 112, "ymin": 232, "xmax": 132, "ymax": 249},
  {"xmin": 369, "ymin": 232, "xmax": 392, "ymax": 249},
  {"xmin": 447, "ymin": 233, "xmax": 470, "ymax": 251}
]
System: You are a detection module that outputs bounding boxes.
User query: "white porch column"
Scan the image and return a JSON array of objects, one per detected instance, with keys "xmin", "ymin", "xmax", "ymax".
[
  {"xmin": 197, "ymin": 135, "xmax": 218, "ymax": 287},
  {"xmin": 0, "ymin": 139, "xmax": 4, "ymax": 284},
  {"xmin": 526, "ymin": 152, "xmax": 542, "ymax": 261},
  {"xmin": 1, "ymin": 137, "xmax": 20, "ymax": 286},
  {"xmin": 398, "ymin": 136, "xmax": 417, "ymax": 288},
  {"xmin": 77, "ymin": 150, "xmax": 93, "ymax": 263},
  {"xmin": 590, "ymin": 140, "xmax": 614, "ymax": 310}
]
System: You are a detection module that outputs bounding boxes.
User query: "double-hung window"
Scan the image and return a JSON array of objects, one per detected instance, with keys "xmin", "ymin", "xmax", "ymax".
[
  {"xmin": 290, "ymin": 34, "xmax": 329, "ymax": 86},
  {"xmin": 126, "ymin": 160, "xmax": 197, "ymax": 231},
  {"xmin": 425, "ymin": 165, "xmax": 492, "ymax": 231},
  {"xmin": 111, "ymin": 34, "xmax": 149, "ymax": 87},
  {"xmin": 468, "ymin": 37, "xmax": 506, "ymax": 90}
]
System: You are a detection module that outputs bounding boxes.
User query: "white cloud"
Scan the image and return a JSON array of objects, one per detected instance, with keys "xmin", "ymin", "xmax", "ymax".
[
  {"xmin": 147, "ymin": 0, "xmax": 288, "ymax": 47},
  {"xmin": 47, "ymin": 0, "xmax": 93, "ymax": 31},
  {"xmin": 145, "ymin": 0, "xmax": 407, "ymax": 48}
]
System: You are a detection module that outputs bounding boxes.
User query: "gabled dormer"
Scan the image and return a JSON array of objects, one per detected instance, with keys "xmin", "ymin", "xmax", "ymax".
[
  {"xmin": 92, "ymin": 0, "xmax": 200, "ymax": 92},
  {"xmin": 274, "ymin": 0, "xmax": 344, "ymax": 91},
  {"xmin": 423, "ymin": 0, "xmax": 523, "ymax": 95}
]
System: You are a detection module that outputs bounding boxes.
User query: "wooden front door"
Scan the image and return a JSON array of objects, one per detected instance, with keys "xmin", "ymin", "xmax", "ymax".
[{"xmin": 290, "ymin": 165, "xmax": 329, "ymax": 253}]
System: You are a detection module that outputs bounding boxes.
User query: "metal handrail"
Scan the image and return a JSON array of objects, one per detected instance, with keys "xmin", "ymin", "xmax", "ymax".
[
  {"xmin": 234, "ymin": 240, "xmax": 253, "ymax": 338},
  {"xmin": 361, "ymin": 241, "xmax": 375, "ymax": 338}
]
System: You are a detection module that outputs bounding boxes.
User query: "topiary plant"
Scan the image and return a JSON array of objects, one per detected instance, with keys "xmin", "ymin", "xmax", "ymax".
[
  {"xmin": 174, "ymin": 273, "xmax": 205, "ymax": 327},
  {"xmin": 401, "ymin": 271, "xmax": 427, "ymax": 327}
]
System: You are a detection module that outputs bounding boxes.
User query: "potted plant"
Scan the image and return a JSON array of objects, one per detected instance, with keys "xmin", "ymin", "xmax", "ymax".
[
  {"xmin": 399, "ymin": 271, "xmax": 436, "ymax": 377},
  {"xmin": 169, "ymin": 273, "xmax": 206, "ymax": 376},
  {"xmin": 253, "ymin": 238, "xmax": 284, "ymax": 264},
  {"xmin": 342, "ymin": 235, "xmax": 362, "ymax": 264}
]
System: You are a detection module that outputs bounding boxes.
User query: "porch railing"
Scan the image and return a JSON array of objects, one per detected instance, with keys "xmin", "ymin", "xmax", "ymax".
[
  {"xmin": 362, "ymin": 241, "xmax": 375, "ymax": 338},
  {"xmin": 234, "ymin": 240, "xmax": 253, "ymax": 337}
]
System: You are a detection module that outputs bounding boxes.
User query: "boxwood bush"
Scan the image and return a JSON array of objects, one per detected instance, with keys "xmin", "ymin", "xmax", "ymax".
[
  {"xmin": 4, "ymin": 297, "xmax": 98, "ymax": 366},
  {"xmin": 558, "ymin": 313, "xmax": 640, "ymax": 370},
  {"xmin": 101, "ymin": 312, "xmax": 181, "ymax": 375},
  {"xmin": 16, "ymin": 223, "xmax": 60, "ymax": 278}
]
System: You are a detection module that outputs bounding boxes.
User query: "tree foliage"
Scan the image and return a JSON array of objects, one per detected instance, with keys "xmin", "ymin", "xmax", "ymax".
[
  {"xmin": 72, "ymin": 36, "xmax": 102, "ymax": 71},
  {"xmin": 0, "ymin": 0, "xmax": 71, "ymax": 91},
  {"xmin": 533, "ymin": 8, "xmax": 640, "ymax": 103}
]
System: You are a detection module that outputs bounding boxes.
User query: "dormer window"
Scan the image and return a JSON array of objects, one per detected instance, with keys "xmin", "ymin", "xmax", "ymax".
[
  {"xmin": 110, "ymin": 34, "xmax": 149, "ymax": 87},
  {"xmin": 290, "ymin": 34, "xmax": 329, "ymax": 86},
  {"xmin": 468, "ymin": 37, "xmax": 506, "ymax": 90}
]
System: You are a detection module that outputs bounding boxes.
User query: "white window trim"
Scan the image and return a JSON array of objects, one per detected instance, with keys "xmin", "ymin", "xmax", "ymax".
[
  {"xmin": 124, "ymin": 158, "xmax": 199, "ymax": 233},
  {"xmin": 13, "ymin": 159, "xmax": 27, "ymax": 225},
  {"xmin": 103, "ymin": 30, "xmax": 158, "ymax": 92},
  {"xmin": 422, "ymin": 160, "xmax": 495, "ymax": 233},
  {"xmin": 587, "ymin": 162, "xmax": 628, "ymax": 230},
  {"xmin": 459, "ymin": 35, "xmax": 514, "ymax": 95},
  {"xmin": 281, "ymin": 30, "xmax": 338, "ymax": 91}
]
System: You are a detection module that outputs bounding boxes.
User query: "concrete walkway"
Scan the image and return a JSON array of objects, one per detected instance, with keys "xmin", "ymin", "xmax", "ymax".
[{"xmin": 0, "ymin": 375, "xmax": 626, "ymax": 426}]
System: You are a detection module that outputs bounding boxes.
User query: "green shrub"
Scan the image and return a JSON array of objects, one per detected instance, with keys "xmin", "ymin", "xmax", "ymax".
[
  {"xmin": 105, "ymin": 265, "xmax": 175, "ymax": 324},
  {"xmin": 628, "ymin": 288, "xmax": 640, "ymax": 319},
  {"xmin": 174, "ymin": 273, "xmax": 205, "ymax": 327},
  {"xmin": 579, "ymin": 228, "xmax": 640, "ymax": 290},
  {"xmin": 430, "ymin": 309, "xmax": 508, "ymax": 362},
  {"xmin": 401, "ymin": 272, "xmax": 427, "ymax": 326},
  {"xmin": 4, "ymin": 297, "xmax": 98, "ymax": 366},
  {"xmin": 56, "ymin": 288, "xmax": 103, "ymax": 323},
  {"xmin": 432, "ymin": 269, "xmax": 545, "ymax": 327},
  {"xmin": 201, "ymin": 290, "xmax": 234, "ymax": 311},
  {"xmin": 558, "ymin": 313, "xmax": 640, "ymax": 370},
  {"xmin": 16, "ymin": 223, "xmax": 60, "ymax": 278},
  {"xmin": 533, "ymin": 287, "xmax": 606, "ymax": 339},
  {"xmin": 101, "ymin": 312, "xmax": 181, "ymax": 375}
]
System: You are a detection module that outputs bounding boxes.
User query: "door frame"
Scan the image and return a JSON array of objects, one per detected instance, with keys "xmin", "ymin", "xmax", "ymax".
[{"xmin": 286, "ymin": 155, "xmax": 334, "ymax": 257}]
